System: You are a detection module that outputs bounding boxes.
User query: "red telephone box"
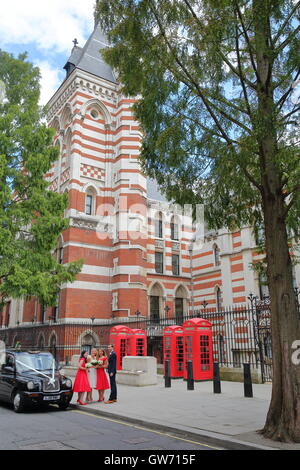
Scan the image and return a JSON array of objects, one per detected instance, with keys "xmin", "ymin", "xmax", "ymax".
[
  {"xmin": 183, "ymin": 318, "xmax": 213, "ymax": 381},
  {"xmin": 109, "ymin": 325, "xmax": 132, "ymax": 370},
  {"xmin": 130, "ymin": 329, "xmax": 147, "ymax": 356},
  {"xmin": 163, "ymin": 325, "xmax": 184, "ymax": 379}
]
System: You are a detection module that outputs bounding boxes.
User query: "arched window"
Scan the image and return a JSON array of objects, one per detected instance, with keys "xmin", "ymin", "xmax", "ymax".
[
  {"xmin": 155, "ymin": 212, "xmax": 163, "ymax": 238},
  {"xmin": 81, "ymin": 334, "xmax": 96, "ymax": 355},
  {"xmin": 38, "ymin": 334, "xmax": 45, "ymax": 351},
  {"xmin": 170, "ymin": 215, "xmax": 179, "ymax": 241},
  {"xmin": 63, "ymin": 128, "xmax": 72, "ymax": 169},
  {"xmin": 155, "ymin": 251, "xmax": 164, "ymax": 274},
  {"xmin": 51, "ymin": 117, "xmax": 61, "ymax": 136},
  {"xmin": 61, "ymin": 104, "xmax": 72, "ymax": 130},
  {"xmin": 52, "ymin": 140, "xmax": 61, "ymax": 178},
  {"xmin": 149, "ymin": 283, "xmax": 164, "ymax": 324},
  {"xmin": 213, "ymin": 244, "xmax": 221, "ymax": 266},
  {"xmin": 215, "ymin": 286, "xmax": 222, "ymax": 311},
  {"xmin": 85, "ymin": 187, "xmax": 97, "ymax": 216},
  {"xmin": 172, "ymin": 253, "xmax": 180, "ymax": 276},
  {"xmin": 174, "ymin": 286, "xmax": 188, "ymax": 324}
]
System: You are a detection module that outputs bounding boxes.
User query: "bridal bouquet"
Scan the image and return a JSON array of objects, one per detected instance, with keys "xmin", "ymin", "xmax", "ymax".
[
  {"xmin": 86, "ymin": 363, "xmax": 93, "ymax": 368},
  {"xmin": 91, "ymin": 360, "xmax": 99, "ymax": 366}
]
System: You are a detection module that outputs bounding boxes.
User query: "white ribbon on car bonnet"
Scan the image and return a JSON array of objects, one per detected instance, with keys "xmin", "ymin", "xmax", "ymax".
[{"xmin": 15, "ymin": 359, "xmax": 56, "ymax": 386}]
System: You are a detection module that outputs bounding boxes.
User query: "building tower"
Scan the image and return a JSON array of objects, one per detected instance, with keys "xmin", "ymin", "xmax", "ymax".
[{"xmin": 44, "ymin": 23, "xmax": 148, "ymax": 323}]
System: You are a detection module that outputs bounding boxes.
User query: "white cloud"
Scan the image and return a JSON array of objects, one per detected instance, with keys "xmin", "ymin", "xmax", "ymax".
[
  {"xmin": 36, "ymin": 61, "xmax": 64, "ymax": 106},
  {"xmin": 0, "ymin": 0, "xmax": 96, "ymax": 104},
  {"xmin": 0, "ymin": 0, "xmax": 95, "ymax": 53}
]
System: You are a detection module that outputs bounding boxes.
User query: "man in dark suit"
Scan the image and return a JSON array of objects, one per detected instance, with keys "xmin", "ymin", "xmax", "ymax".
[{"xmin": 105, "ymin": 344, "xmax": 117, "ymax": 404}]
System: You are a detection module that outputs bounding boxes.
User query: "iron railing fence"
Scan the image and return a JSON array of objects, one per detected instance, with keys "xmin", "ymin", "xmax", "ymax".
[{"xmin": 0, "ymin": 291, "xmax": 299, "ymax": 383}]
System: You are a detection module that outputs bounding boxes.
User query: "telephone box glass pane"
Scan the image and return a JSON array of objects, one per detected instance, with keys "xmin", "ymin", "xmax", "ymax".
[
  {"xmin": 164, "ymin": 336, "xmax": 171, "ymax": 360},
  {"xmin": 176, "ymin": 337, "xmax": 184, "ymax": 371},
  {"xmin": 136, "ymin": 338, "xmax": 144, "ymax": 356},
  {"xmin": 200, "ymin": 335, "xmax": 210, "ymax": 371},
  {"xmin": 185, "ymin": 335, "xmax": 193, "ymax": 362}
]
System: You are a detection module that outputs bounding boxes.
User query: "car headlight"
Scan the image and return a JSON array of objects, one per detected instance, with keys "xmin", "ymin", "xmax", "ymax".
[
  {"xmin": 65, "ymin": 379, "xmax": 72, "ymax": 388},
  {"xmin": 27, "ymin": 381, "xmax": 35, "ymax": 391}
]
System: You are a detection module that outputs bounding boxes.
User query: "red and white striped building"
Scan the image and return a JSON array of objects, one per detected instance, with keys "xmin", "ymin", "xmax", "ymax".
[{"xmin": 2, "ymin": 24, "xmax": 299, "ymax": 331}]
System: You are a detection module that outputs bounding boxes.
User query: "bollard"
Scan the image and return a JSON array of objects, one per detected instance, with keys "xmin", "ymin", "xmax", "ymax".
[
  {"xmin": 164, "ymin": 360, "xmax": 171, "ymax": 388},
  {"xmin": 243, "ymin": 363, "xmax": 253, "ymax": 398},
  {"xmin": 187, "ymin": 361, "xmax": 194, "ymax": 390},
  {"xmin": 213, "ymin": 362, "xmax": 221, "ymax": 394}
]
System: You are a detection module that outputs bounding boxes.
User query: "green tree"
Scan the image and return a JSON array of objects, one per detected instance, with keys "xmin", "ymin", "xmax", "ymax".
[
  {"xmin": 0, "ymin": 50, "xmax": 82, "ymax": 310},
  {"xmin": 96, "ymin": 0, "xmax": 300, "ymax": 441}
]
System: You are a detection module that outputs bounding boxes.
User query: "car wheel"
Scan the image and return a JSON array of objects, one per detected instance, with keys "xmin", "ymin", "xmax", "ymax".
[{"xmin": 12, "ymin": 392, "xmax": 25, "ymax": 413}]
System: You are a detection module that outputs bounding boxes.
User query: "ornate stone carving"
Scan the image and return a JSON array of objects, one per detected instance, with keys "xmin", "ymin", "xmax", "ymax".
[{"xmin": 155, "ymin": 239, "xmax": 164, "ymax": 249}]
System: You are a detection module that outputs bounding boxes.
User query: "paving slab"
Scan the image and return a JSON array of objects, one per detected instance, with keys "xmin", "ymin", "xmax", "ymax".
[{"xmin": 71, "ymin": 376, "xmax": 300, "ymax": 450}]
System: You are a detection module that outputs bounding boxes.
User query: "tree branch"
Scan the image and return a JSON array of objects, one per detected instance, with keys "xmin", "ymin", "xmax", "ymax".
[
  {"xmin": 276, "ymin": 69, "xmax": 300, "ymax": 111},
  {"xmin": 281, "ymin": 104, "xmax": 300, "ymax": 122},
  {"xmin": 148, "ymin": 0, "xmax": 235, "ymax": 145},
  {"xmin": 148, "ymin": 0, "xmax": 262, "ymax": 190},
  {"xmin": 234, "ymin": 0, "xmax": 259, "ymax": 80},
  {"xmin": 183, "ymin": 0, "xmax": 257, "ymax": 92},
  {"xmin": 235, "ymin": 20, "xmax": 253, "ymax": 120},
  {"xmin": 275, "ymin": 25, "xmax": 300, "ymax": 56},
  {"xmin": 273, "ymin": 1, "xmax": 300, "ymax": 44}
]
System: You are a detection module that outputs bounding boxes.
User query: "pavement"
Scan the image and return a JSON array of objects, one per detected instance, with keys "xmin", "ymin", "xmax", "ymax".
[{"xmin": 71, "ymin": 375, "xmax": 300, "ymax": 451}]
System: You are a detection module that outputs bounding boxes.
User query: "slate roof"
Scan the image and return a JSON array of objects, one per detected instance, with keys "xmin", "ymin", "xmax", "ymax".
[
  {"xmin": 64, "ymin": 24, "xmax": 118, "ymax": 84},
  {"xmin": 147, "ymin": 178, "xmax": 168, "ymax": 202}
]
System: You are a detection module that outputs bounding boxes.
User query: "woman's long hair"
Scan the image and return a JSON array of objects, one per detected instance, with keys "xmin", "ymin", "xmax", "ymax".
[{"xmin": 80, "ymin": 350, "xmax": 87, "ymax": 362}]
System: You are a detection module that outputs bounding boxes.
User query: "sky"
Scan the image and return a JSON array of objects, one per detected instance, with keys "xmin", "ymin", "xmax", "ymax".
[{"xmin": 0, "ymin": 0, "xmax": 96, "ymax": 104}]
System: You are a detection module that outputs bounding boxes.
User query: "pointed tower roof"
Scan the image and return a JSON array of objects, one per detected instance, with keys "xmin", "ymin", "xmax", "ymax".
[{"xmin": 64, "ymin": 24, "xmax": 118, "ymax": 84}]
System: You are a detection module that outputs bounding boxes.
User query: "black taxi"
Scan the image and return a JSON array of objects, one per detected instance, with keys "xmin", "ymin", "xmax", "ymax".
[{"xmin": 0, "ymin": 349, "xmax": 73, "ymax": 412}]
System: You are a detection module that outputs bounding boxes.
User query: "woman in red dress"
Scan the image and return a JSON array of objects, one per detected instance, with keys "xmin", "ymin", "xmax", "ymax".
[
  {"xmin": 96, "ymin": 349, "xmax": 110, "ymax": 402},
  {"xmin": 73, "ymin": 351, "xmax": 92, "ymax": 405}
]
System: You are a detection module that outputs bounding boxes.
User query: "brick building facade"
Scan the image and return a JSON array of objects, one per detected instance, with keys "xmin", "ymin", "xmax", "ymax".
[{"xmin": 1, "ymin": 24, "xmax": 299, "ymax": 352}]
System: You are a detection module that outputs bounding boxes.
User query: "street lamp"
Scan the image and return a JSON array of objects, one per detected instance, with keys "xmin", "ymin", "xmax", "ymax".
[
  {"xmin": 90, "ymin": 317, "xmax": 95, "ymax": 324},
  {"xmin": 202, "ymin": 300, "xmax": 208, "ymax": 310}
]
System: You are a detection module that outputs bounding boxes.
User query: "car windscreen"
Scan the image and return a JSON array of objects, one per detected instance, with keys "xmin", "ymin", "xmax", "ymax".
[{"xmin": 15, "ymin": 353, "xmax": 55, "ymax": 373}]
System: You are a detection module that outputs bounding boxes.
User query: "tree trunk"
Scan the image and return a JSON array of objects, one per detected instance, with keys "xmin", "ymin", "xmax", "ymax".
[
  {"xmin": 253, "ymin": 0, "xmax": 300, "ymax": 442},
  {"xmin": 260, "ymin": 188, "xmax": 300, "ymax": 442}
]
